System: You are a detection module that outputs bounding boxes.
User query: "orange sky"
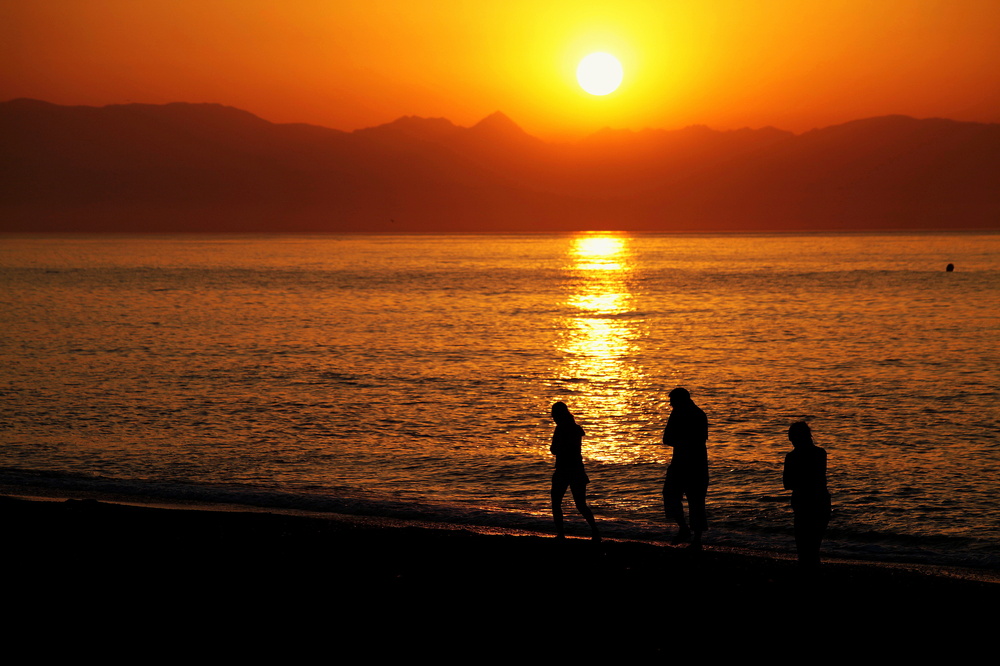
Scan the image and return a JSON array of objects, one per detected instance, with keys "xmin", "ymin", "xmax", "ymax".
[{"xmin": 3, "ymin": 1, "xmax": 999, "ymax": 139}]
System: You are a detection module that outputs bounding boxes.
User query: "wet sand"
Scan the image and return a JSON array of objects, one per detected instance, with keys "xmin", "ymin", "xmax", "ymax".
[{"xmin": 4, "ymin": 494, "xmax": 995, "ymax": 654}]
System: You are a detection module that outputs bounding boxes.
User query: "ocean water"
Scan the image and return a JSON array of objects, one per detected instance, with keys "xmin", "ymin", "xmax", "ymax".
[{"xmin": 1, "ymin": 232, "xmax": 998, "ymax": 568}]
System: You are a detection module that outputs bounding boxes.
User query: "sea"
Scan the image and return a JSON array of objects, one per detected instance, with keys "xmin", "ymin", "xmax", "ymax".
[{"xmin": 1, "ymin": 232, "xmax": 998, "ymax": 569}]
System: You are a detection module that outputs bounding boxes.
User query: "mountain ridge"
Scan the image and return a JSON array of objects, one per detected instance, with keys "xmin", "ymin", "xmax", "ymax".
[{"xmin": 2, "ymin": 99, "xmax": 997, "ymax": 232}]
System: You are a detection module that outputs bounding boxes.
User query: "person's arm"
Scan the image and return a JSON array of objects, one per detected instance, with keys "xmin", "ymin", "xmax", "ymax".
[{"xmin": 783, "ymin": 451, "xmax": 795, "ymax": 490}]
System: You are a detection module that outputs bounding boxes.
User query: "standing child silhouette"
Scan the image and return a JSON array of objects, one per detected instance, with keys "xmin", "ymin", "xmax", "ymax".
[{"xmin": 783, "ymin": 421, "xmax": 832, "ymax": 566}]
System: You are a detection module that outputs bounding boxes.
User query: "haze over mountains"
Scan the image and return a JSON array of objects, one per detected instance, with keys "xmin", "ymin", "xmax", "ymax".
[{"xmin": 2, "ymin": 98, "xmax": 998, "ymax": 232}]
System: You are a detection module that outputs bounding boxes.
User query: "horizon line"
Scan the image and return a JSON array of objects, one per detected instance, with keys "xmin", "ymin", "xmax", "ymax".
[{"xmin": 5, "ymin": 96, "xmax": 994, "ymax": 141}]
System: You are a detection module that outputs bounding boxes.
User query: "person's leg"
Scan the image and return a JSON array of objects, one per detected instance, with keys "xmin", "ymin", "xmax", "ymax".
[
  {"xmin": 569, "ymin": 478, "xmax": 600, "ymax": 541},
  {"xmin": 794, "ymin": 510, "xmax": 822, "ymax": 566},
  {"xmin": 663, "ymin": 466, "xmax": 690, "ymax": 543},
  {"xmin": 687, "ymin": 479, "xmax": 708, "ymax": 545},
  {"xmin": 551, "ymin": 475, "xmax": 570, "ymax": 538}
]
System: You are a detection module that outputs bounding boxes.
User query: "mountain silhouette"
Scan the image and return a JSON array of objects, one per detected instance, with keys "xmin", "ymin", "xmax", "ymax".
[
  {"xmin": 2, "ymin": 99, "xmax": 997, "ymax": 232},
  {"xmin": 469, "ymin": 111, "xmax": 539, "ymax": 143}
]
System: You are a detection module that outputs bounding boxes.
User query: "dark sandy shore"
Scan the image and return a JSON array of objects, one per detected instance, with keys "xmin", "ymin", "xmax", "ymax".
[{"xmin": 4, "ymin": 494, "xmax": 996, "ymax": 654}]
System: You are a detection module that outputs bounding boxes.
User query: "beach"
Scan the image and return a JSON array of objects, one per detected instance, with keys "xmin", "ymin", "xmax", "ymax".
[
  {"xmin": 3, "ymin": 234, "xmax": 998, "ymax": 654},
  {"xmin": 6, "ymin": 491, "xmax": 996, "ymax": 654},
  {"xmin": 4, "ymin": 233, "xmax": 999, "ymax": 570}
]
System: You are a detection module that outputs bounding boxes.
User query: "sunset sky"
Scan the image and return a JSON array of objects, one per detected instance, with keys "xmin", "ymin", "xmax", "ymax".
[{"xmin": 3, "ymin": 1, "xmax": 1000, "ymax": 139}]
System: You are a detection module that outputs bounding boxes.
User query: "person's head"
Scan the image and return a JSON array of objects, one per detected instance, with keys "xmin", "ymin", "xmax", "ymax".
[
  {"xmin": 551, "ymin": 401, "xmax": 573, "ymax": 424},
  {"xmin": 788, "ymin": 421, "xmax": 813, "ymax": 448},
  {"xmin": 668, "ymin": 387, "xmax": 691, "ymax": 407}
]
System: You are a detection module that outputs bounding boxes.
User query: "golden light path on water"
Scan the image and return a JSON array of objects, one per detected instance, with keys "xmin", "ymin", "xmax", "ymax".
[{"xmin": 555, "ymin": 233, "xmax": 651, "ymax": 466}]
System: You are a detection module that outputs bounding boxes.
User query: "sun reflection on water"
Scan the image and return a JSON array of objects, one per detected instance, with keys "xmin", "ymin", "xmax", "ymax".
[
  {"xmin": 571, "ymin": 236, "xmax": 628, "ymax": 272},
  {"xmin": 553, "ymin": 233, "xmax": 650, "ymax": 466}
]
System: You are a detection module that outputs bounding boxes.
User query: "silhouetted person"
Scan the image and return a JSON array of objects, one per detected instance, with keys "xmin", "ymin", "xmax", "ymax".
[
  {"xmin": 662, "ymin": 387, "xmax": 709, "ymax": 546},
  {"xmin": 549, "ymin": 402, "xmax": 600, "ymax": 541},
  {"xmin": 946, "ymin": 263, "xmax": 954, "ymax": 272},
  {"xmin": 783, "ymin": 422, "xmax": 831, "ymax": 566}
]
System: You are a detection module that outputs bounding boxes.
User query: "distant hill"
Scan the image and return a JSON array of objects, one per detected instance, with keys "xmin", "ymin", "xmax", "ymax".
[{"xmin": 2, "ymin": 98, "xmax": 998, "ymax": 232}]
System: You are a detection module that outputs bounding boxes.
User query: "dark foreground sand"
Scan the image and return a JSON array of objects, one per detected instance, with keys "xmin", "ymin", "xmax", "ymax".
[{"xmin": 4, "ymin": 494, "xmax": 996, "ymax": 655}]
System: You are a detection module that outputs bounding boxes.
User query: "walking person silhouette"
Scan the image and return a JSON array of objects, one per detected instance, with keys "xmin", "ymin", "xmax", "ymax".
[
  {"xmin": 549, "ymin": 402, "xmax": 600, "ymax": 542},
  {"xmin": 662, "ymin": 387, "xmax": 709, "ymax": 547},
  {"xmin": 783, "ymin": 421, "xmax": 832, "ymax": 566}
]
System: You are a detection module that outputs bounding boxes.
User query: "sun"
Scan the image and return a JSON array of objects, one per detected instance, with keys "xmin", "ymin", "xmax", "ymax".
[{"xmin": 576, "ymin": 52, "xmax": 623, "ymax": 96}]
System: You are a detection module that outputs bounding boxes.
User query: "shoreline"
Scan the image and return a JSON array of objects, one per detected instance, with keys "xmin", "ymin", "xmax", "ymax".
[
  {"xmin": 5, "ymin": 481, "xmax": 998, "ymax": 579},
  {"xmin": 6, "ymin": 492, "xmax": 998, "ymax": 588},
  {"xmin": 5, "ymin": 491, "xmax": 998, "ymax": 654}
]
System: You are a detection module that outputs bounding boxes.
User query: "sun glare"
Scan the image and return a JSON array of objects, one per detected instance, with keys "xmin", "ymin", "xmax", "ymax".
[
  {"xmin": 572, "ymin": 235, "xmax": 626, "ymax": 270},
  {"xmin": 576, "ymin": 52, "xmax": 623, "ymax": 96}
]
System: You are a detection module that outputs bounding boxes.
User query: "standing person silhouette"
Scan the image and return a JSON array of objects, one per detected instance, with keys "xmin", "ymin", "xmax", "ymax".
[
  {"xmin": 783, "ymin": 422, "xmax": 832, "ymax": 566},
  {"xmin": 549, "ymin": 402, "xmax": 600, "ymax": 542},
  {"xmin": 662, "ymin": 387, "xmax": 709, "ymax": 547}
]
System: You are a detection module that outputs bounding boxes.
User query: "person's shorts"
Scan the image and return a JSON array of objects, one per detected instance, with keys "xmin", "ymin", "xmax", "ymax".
[{"xmin": 552, "ymin": 468, "xmax": 589, "ymax": 487}]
